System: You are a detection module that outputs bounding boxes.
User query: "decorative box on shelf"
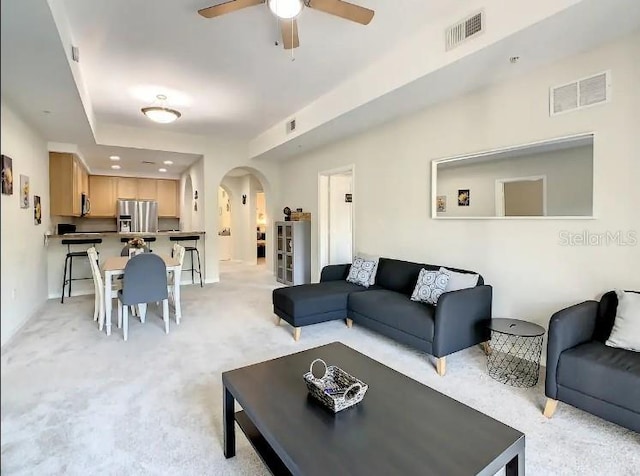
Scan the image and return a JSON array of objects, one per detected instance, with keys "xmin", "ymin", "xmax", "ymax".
[
  {"xmin": 303, "ymin": 359, "xmax": 368, "ymax": 413},
  {"xmin": 290, "ymin": 212, "xmax": 311, "ymax": 221}
]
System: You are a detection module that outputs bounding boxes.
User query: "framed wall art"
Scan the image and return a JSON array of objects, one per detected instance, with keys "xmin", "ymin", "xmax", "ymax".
[
  {"xmin": 1, "ymin": 155, "xmax": 14, "ymax": 195},
  {"xmin": 20, "ymin": 174, "xmax": 29, "ymax": 208},
  {"xmin": 34, "ymin": 195, "xmax": 42, "ymax": 224},
  {"xmin": 458, "ymin": 189, "xmax": 470, "ymax": 207}
]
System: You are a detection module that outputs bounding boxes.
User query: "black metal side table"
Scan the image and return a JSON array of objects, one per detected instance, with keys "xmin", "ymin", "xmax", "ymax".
[{"xmin": 486, "ymin": 318, "xmax": 545, "ymax": 388}]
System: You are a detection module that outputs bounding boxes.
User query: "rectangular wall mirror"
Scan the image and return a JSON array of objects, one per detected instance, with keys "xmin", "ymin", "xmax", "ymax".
[{"xmin": 431, "ymin": 133, "xmax": 594, "ymax": 219}]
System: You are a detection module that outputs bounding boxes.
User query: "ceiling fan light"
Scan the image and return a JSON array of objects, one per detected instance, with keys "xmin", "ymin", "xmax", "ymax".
[
  {"xmin": 268, "ymin": 0, "xmax": 302, "ymax": 19},
  {"xmin": 141, "ymin": 106, "xmax": 181, "ymax": 124}
]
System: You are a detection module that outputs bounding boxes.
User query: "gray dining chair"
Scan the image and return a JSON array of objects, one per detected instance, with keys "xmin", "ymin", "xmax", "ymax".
[{"xmin": 117, "ymin": 253, "xmax": 169, "ymax": 341}]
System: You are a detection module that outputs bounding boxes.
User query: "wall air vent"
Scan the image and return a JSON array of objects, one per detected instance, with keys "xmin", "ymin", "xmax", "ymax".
[
  {"xmin": 445, "ymin": 11, "xmax": 484, "ymax": 51},
  {"xmin": 71, "ymin": 45, "xmax": 80, "ymax": 62},
  {"xmin": 550, "ymin": 71, "xmax": 610, "ymax": 116},
  {"xmin": 286, "ymin": 118, "xmax": 297, "ymax": 134}
]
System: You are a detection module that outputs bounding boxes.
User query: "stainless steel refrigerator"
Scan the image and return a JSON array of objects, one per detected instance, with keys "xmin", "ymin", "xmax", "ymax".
[{"xmin": 117, "ymin": 199, "xmax": 158, "ymax": 233}]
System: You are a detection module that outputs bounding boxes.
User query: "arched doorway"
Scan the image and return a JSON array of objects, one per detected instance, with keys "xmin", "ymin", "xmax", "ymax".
[{"xmin": 218, "ymin": 167, "xmax": 271, "ymax": 273}]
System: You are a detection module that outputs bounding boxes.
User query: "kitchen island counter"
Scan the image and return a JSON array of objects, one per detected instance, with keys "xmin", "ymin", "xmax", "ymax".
[
  {"xmin": 48, "ymin": 231, "xmax": 205, "ymax": 239},
  {"xmin": 46, "ymin": 231, "xmax": 206, "ymax": 299}
]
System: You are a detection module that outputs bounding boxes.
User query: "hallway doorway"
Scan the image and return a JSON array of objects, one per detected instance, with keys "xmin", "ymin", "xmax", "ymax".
[
  {"xmin": 319, "ymin": 165, "xmax": 354, "ymax": 277},
  {"xmin": 218, "ymin": 167, "xmax": 270, "ymax": 277}
]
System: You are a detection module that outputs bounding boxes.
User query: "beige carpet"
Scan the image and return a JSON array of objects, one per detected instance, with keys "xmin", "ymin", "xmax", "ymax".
[{"xmin": 1, "ymin": 262, "xmax": 638, "ymax": 475}]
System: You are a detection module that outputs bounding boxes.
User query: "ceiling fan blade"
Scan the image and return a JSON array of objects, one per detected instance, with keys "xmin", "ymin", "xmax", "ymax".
[
  {"xmin": 280, "ymin": 19, "xmax": 300, "ymax": 50},
  {"xmin": 198, "ymin": 0, "xmax": 265, "ymax": 19},
  {"xmin": 308, "ymin": 0, "xmax": 374, "ymax": 25}
]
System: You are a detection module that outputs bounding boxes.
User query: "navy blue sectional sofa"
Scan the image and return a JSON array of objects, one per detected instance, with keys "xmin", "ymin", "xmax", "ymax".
[{"xmin": 272, "ymin": 257, "xmax": 493, "ymax": 375}]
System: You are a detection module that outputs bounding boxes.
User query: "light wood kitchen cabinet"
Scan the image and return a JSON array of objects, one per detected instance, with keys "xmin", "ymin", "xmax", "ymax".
[
  {"xmin": 136, "ymin": 178, "xmax": 157, "ymax": 200},
  {"xmin": 157, "ymin": 179, "xmax": 178, "ymax": 217},
  {"xmin": 116, "ymin": 177, "xmax": 138, "ymax": 199},
  {"xmin": 49, "ymin": 152, "xmax": 85, "ymax": 217},
  {"xmin": 88, "ymin": 175, "xmax": 116, "ymax": 217},
  {"xmin": 71, "ymin": 173, "xmax": 179, "ymax": 218},
  {"xmin": 80, "ymin": 167, "xmax": 89, "ymax": 195}
]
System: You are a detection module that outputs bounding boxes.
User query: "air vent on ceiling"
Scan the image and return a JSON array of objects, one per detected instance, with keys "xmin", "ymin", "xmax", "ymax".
[
  {"xmin": 550, "ymin": 71, "xmax": 610, "ymax": 116},
  {"xmin": 445, "ymin": 11, "xmax": 484, "ymax": 51},
  {"xmin": 141, "ymin": 160, "xmax": 156, "ymax": 165},
  {"xmin": 286, "ymin": 118, "xmax": 297, "ymax": 134}
]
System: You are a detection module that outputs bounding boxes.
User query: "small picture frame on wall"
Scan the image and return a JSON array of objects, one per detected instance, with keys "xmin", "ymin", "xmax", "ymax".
[
  {"xmin": 458, "ymin": 189, "xmax": 470, "ymax": 207},
  {"xmin": 1, "ymin": 155, "xmax": 14, "ymax": 195},
  {"xmin": 436, "ymin": 195, "xmax": 446, "ymax": 212},
  {"xmin": 34, "ymin": 195, "xmax": 42, "ymax": 224},
  {"xmin": 20, "ymin": 175, "xmax": 30, "ymax": 208}
]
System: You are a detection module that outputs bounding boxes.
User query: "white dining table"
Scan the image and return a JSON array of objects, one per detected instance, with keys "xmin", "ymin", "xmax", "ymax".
[{"xmin": 101, "ymin": 254, "xmax": 182, "ymax": 336}]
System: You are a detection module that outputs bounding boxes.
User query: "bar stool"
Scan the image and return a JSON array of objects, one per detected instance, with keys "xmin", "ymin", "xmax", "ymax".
[
  {"xmin": 61, "ymin": 238, "xmax": 103, "ymax": 303},
  {"xmin": 120, "ymin": 236, "xmax": 156, "ymax": 252},
  {"xmin": 169, "ymin": 235, "xmax": 203, "ymax": 287}
]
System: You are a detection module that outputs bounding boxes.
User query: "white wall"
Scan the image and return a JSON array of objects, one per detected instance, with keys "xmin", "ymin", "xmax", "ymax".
[
  {"xmin": 180, "ymin": 158, "xmax": 204, "ymax": 232},
  {"xmin": 328, "ymin": 174, "xmax": 353, "ymax": 263},
  {"xmin": 218, "ymin": 187, "xmax": 232, "ymax": 232},
  {"xmin": 277, "ymin": 33, "xmax": 640, "ymax": 331},
  {"xmin": 436, "ymin": 146, "xmax": 593, "ymax": 217},
  {"xmin": 1, "ymin": 100, "xmax": 51, "ymax": 347}
]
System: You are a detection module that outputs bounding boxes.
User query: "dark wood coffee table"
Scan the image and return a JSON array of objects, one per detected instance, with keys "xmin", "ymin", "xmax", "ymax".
[{"xmin": 223, "ymin": 342, "xmax": 525, "ymax": 475}]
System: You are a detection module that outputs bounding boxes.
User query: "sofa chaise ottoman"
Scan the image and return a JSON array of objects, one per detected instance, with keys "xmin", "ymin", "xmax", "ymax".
[{"xmin": 272, "ymin": 257, "xmax": 493, "ymax": 375}]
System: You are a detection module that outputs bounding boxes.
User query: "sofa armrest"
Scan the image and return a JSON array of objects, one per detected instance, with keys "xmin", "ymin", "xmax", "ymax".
[
  {"xmin": 320, "ymin": 264, "xmax": 351, "ymax": 282},
  {"xmin": 545, "ymin": 300, "xmax": 598, "ymax": 399},
  {"xmin": 433, "ymin": 285, "xmax": 493, "ymax": 357}
]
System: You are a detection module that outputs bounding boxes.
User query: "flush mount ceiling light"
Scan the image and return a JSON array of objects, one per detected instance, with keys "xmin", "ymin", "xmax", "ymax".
[
  {"xmin": 109, "ymin": 155, "xmax": 120, "ymax": 161},
  {"xmin": 268, "ymin": 0, "xmax": 303, "ymax": 19},
  {"xmin": 141, "ymin": 94, "xmax": 182, "ymax": 124},
  {"xmin": 163, "ymin": 160, "xmax": 174, "ymax": 165},
  {"xmin": 158, "ymin": 168, "xmax": 167, "ymax": 173},
  {"xmin": 111, "ymin": 164, "xmax": 121, "ymax": 170}
]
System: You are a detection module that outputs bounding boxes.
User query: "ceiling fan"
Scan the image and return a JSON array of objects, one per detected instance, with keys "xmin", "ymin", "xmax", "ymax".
[{"xmin": 198, "ymin": 0, "xmax": 375, "ymax": 50}]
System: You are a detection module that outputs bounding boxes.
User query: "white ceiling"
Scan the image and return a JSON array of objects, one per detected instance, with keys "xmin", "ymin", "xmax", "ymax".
[
  {"xmin": 1, "ymin": 0, "xmax": 94, "ymax": 144},
  {"xmin": 2, "ymin": 0, "xmax": 639, "ymax": 172},
  {"xmin": 76, "ymin": 144, "xmax": 201, "ymax": 178},
  {"xmin": 255, "ymin": 0, "xmax": 640, "ymax": 160},
  {"xmin": 60, "ymin": 0, "xmax": 467, "ymax": 138}
]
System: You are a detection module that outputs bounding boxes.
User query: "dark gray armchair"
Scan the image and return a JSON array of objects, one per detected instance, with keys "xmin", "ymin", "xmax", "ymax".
[
  {"xmin": 544, "ymin": 291, "xmax": 640, "ymax": 432},
  {"xmin": 117, "ymin": 253, "xmax": 169, "ymax": 341}
]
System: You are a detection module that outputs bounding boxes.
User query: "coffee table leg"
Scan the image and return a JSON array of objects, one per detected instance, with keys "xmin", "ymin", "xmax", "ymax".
[
  {"xmin": 505, "ymin": 450, "xmax": 524, "ymax": 476},
  {"xmin": 223, "ymin": 385, "xmax": 236, "ymax": 458}
]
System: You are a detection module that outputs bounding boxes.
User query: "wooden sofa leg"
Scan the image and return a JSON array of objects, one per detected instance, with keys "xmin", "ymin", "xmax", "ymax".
[
  {"xmin": 436, "ymin": 357, "xmax": 446, "ymax": 377},
  {"xmin": 346, "ymin": 318, "xmax": 353, "ymax": 328},
  {"xmin": 543, "ymin": 398, "xmax": 558, "ymax": 418},
  {"xmin": 276, "ymin": 317, "xmax": 282, "ymax": 326},
  {"xmin": 293, "ymin": 327, "xmax": 301, "ymax": 341}
]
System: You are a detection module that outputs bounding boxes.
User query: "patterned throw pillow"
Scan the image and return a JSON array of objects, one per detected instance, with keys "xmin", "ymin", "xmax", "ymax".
[
  {"xmin": 410, "ymin": 269, "xmax": 450, "ymax": 305},
  {"xmin": 346, "ymin": 257, "xmax": 377, "ymax": 288}
]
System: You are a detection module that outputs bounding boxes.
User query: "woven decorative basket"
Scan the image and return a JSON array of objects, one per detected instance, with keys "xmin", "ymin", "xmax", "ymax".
[{"xmin": 303, "ymin": 359, "xmax": 368, "ymax": 413}]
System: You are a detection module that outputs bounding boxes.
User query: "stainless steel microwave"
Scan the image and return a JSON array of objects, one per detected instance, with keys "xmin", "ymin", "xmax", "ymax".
[{"xmin": 81, "ymin": 193, "xmax": 91, "ymax": 216}]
